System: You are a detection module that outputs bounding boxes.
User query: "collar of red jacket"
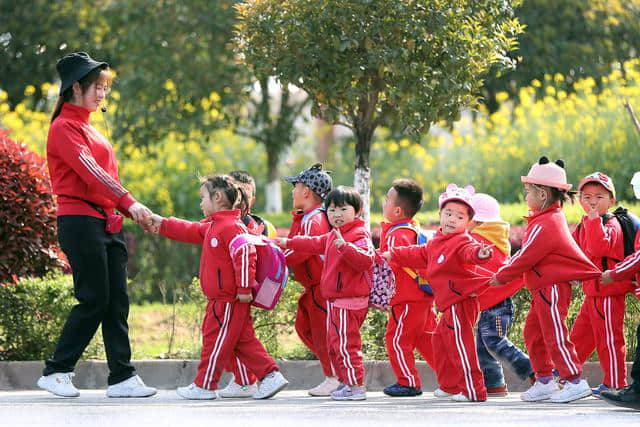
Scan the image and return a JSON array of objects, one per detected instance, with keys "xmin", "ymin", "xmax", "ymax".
[
  {"xmin": 61, "ymin": 102, "xmax": 91, "ymax": 124},
  {"xmin": 336, "ymin": 217, "xmax": 366, "ymax": 234},
  {"xmin": 380, "ymin": 217, "xmax": 415, "ymax": 233},
  {"xmin": 291, "ymin": 204, "xmax": 324, "ymax": 219},
  {"xmin": 525, "ymin": 202, "xmax": 562, "ymax": 222},
  {"xmin": 206, "ymin": 209, "xmax": 241, "ymax": 222},
  {"xmin": 434, "ymin": 228, "xmax": 471, "ymax": 241}
]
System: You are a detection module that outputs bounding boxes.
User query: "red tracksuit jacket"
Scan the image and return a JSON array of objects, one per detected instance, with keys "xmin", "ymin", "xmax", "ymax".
[
  {"xmin": 610, "ymin": 233, "xmax": 640, "ymax": 289},
  {"xmin": 379, "ymin": 219, "xmax": 430, "ymax": 305},
  {"xmin": 47, "ymin": 102, "xmax": 136, "ymax": 218},
  {"xmin": 159, "ymin": 209, "xmax": 256, "ymax": 301},
  {"xmin": 288, "ymin": 218, "xmax": 374, "ymax": 301},
  {"xmin": 572, "ymin": 215, "xmax": 634, "ymax": 296},
  {"xmin": 495, "ymin": 203, "xmax": 601, "ymax": 290},
  {"xmin": 284, "ymin": 205, "xmax": 330, "ymax": 288},
  {"xmin": 390, "ymin": 230, "xmax": 492, "ymax": 312}
]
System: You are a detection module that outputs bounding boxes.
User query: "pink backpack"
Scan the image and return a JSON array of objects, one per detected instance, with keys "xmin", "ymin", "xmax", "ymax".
[
  {"xmin": 229, "ymin": 233, "xmax": 288, "ymax": 310},
  {"xmin": 369, "ymin": 253, "xmax": 396, "ymax": 310}
]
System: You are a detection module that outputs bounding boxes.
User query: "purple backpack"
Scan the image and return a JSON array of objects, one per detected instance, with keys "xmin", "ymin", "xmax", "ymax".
[
  {"xmin": 229, "ymin": 233, "xmax": 288, "ymax": 310},
  {"xmin": 369, "ymin": 253, "xmax": 396, "ymax": 310}
]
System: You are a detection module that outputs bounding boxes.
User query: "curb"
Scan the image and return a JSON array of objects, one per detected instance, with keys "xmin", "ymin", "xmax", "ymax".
[{"xmin": 1, "ymin": 360, "xmax": 630, "ymax": 391}]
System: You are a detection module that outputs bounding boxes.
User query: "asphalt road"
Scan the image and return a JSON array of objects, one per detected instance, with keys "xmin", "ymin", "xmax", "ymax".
[{"xmin": 2, "ymin": 390, "xmax": 637, "ymax": 427}]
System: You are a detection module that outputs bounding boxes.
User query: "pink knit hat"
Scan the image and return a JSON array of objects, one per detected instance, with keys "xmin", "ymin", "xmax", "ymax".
[
  {"xmin": 438, "ymin": 183, "xmax": 475, "ymax": 214},
  {"xmin": 521, "ymin": 157, "xmax": 572, "ymax": 191},
  {"xmin": 471, "ymin": 193, "xmax": 503, "ymax": 222}
]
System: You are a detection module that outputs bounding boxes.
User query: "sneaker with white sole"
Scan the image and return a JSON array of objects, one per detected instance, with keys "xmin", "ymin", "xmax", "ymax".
[
  {"xmin": 521, "ymin": 380, "xmax": 560, "ymax": 402},
  {"xmin": 434, "ymin": 388, "xmax": 454, "ymax": 398},
  {"xmin": 176, "ymin": 383, "xmax": 217, "ymax": 400},
  {"xmin": 550, "ymin": 379, "xmax": 592, "ymax": 403},
  {"xmin": 331, "ymin": 385, "xmax": 366, "ymax": 401},
  {"xmin": 451, "ymin": 393, "xmax": 471, "ymax": 402},
  {"xmin": 219, "ymin": 376, "xmax": 258, "ymax": 398},
  {"xmin": 252, "ymin": 371, "xmax": 289, "ymax": 399},
  {"xmin": 107, "ymin": 375, "xmax": 157, "ymax": 398},
  {"xmin": 37, "ymin": 372, "xmax": 80, "ymax": 397},
  {"xmin": 308, "ymin": 377, "xmax": 341, "ymax": 396}
]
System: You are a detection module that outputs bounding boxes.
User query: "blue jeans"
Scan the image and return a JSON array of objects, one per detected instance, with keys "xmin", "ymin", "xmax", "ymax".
[{"xmin": 476, "ymin": 298, "xmax": 533, "ymax": 388}]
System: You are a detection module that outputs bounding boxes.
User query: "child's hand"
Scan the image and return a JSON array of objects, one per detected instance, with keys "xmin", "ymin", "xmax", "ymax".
[
  {"xmin": 634, "ymin": 285, "xmax": 640, "ymax": 300},
  {"xmin": 333, "ymin": 228, "xmax": 346, "ymax": 249},
  {"xmin": 236, "ymin": 293, "xmax": 253, "ymax": 303},
  {"xmin": 273, "ymin": 237, "xmax": 288, "ymax": 249},
  {"xmin": 569, "ymin": 280, "xmax": 582, "ymax": 287},
  {"xmin": 600, "ymin": 270, "xmax": 613, "ymax": 285},
  {"xmin": 489, "ymin": 275, "xmax": 503, "ymax": 286},
  {"xmin": 146, "ymin": 214, "xmax": 163, "ymax": 234},
  {"xmin": 587, "ymin": 205, "xmax": 599, "ymax": 220},
  {"xmin": 381, "ymin": 251, "xmax": 392, "ymax": 262},
  {"xmin": 478, "ymin": 244, "xmax": 494, "ymax": 259}
]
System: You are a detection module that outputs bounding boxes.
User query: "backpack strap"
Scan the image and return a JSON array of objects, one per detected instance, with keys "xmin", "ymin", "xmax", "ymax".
[
  {"xmin": 387, "ymin": 223, "xmax": 430, "ymax": 288},
  {"xmin": 301, "ymin": 208, "xmax": 325, "ymax": 226}
]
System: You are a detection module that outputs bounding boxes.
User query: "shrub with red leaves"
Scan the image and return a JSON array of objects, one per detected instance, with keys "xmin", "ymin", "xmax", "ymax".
[{"xmin": 0, "ymin": 130, "xmax": 64, "ymax": 283}]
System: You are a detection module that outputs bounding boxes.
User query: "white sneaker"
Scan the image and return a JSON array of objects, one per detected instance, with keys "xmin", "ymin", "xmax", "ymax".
[
  {"xmin": 176, "ymin": 383, "xmax": 217, "ymax": 400},
  {"xmin": 308, "ymin": 377, "xmax": 341, "ymax": 396},
  {"xmin": 219, "ymin": 376, "xmax": 258, "ymax": 398},
  {"xmin": 252, "ymin": 371, "xmax": 289, "ymax": 400},
  {"xmin": 434, "ymin": 388, "xmax": 454, "ymax": 398},
  {"xmin": 521, "ymin": 380, "xmax": 560, "ymax": 402},
  {"xmin": 550, "ymin": 379, "xmax": 592, "ymax": 403},
  {"xmin": 37, "ymin": 372, "xmax": 80, "ymax": 397},
  {"xmin": 331, "ymin": 384, "xmax": 367, "ymax": 401},
  {"xmin": 107, "ymin": 375, "xmax": 157, "ymax": 398},
  {"xmin": 451, "ymin": 393, "xmax": 471, "ymax": 402}
]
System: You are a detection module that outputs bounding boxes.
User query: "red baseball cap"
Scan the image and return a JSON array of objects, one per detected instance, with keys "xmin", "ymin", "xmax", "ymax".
[{"xmin": 578, "ymin": 172, "xmax": 616, "ymax": 199}]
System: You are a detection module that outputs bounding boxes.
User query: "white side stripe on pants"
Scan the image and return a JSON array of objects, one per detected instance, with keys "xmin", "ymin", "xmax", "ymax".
[
  {"xmin": 451, "ymin": 305, "xmax": 476, "ymax": 401},
  {"xmin": 392, "ymin": 305, "xmax": 416, "ymax": 387},
  {"xmin": 549, "ymin": 285, "xmax": 578, "ymax": 376},
  {"xmin": 603, "ymin": 297, "xmax": 619, "ymax": 388},
  {"xmin": 235, "ymin": 357, "xmax": 250, "ymax": 385},
  {"xmin": 338, "ymin": 308, "xmax": 357, "ymax": 385},
  {"xmin": 203, "ymin": 302, "xmax": 231, "ymax": 389}
]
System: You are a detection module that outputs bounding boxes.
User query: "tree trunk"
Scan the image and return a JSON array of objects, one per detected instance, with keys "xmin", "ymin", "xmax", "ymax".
[
  {"xmin": 354, "ymin": 125, "xmax": 374, "ymax": 228},
  {"xmin": 265, "ymin": 146, "xmax": 282, "ymax": 213}
]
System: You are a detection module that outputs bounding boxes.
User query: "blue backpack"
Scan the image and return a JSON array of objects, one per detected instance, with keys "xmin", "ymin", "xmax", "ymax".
[{"xmin": 387, "ymin": 223, "xmax": 436, "ymax": 295}]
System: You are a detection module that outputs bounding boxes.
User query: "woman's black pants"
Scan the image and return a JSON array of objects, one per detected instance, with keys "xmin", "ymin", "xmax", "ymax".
[{"xmin": 43, "ymin": 216, "xmax": 135, "ymax": 385}]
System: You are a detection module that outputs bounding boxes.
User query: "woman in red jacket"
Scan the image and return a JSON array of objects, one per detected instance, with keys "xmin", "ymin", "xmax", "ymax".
[{"xmin": 38, "ymin": 52, "xmax": 156, "ymax": 398}]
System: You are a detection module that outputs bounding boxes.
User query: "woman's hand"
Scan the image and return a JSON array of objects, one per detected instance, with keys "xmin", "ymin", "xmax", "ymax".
[{"xmin": 129, "ymin": 202, "xmax": 152, "ymax": 226}]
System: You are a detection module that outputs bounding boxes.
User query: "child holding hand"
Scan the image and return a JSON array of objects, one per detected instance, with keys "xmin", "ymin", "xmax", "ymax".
[
  {"xmin": 383, "ymin": 184, "xmax": 494, "ymax": 402},
  {"xmin": 149, "ymin": 175, "xmax": 288, "ymax": 400},
  {"xmin": 275, "ymin": 186, "xmax": 375, "ymax": 401}
]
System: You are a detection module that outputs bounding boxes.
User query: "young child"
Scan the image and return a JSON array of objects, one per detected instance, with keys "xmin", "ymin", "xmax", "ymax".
[
  {"xmin": 569, "ymin": 172, "xmax": 634, "ymax": 396},
  {"xmin": 379, "ymin": 179, "xmax": 438, "ymax": 397},
  {"xmin": 275, "ymin": 186, "xmax": 375, "ymax": 401},
  {"xmin": 283, "ymin": 164, "xmax": 336, "ymax": 396},
  {"xmin": 599, "ymin": 171, "xmax": 640, "ymax": 408},
  {"xmin": 150, "ymin": 175, "xmax": 289, "ymax": 400},
  {"xmin": 218, "ymin": 170, "xmax": 278, "ymax": 397},
  {"xmin": 489, "ymin": 157, "xmax": 601, "ymax": 403},
  {"xmin": 383, "ymin": 184, "xmax": 494, "ymax": 402},
  {"xmin": 469, "ymin": 193, "xmax": 534, "ymax": 397},
  {"xmin": 230, "ymin": 170, "xmax": 277, "ymax": 237}
]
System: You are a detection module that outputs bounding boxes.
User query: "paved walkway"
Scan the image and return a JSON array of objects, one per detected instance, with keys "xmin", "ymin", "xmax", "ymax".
[{"xmin": 1, "ymin": 390, "xmax": 637, "ymax": 427}]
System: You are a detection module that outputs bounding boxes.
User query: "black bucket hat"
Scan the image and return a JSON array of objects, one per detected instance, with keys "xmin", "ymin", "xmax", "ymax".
[
  {"xmin": 284, "ymin": 163, "xmax": 333, "ymax": 199},
  {"xmin": 56, "ymin": 52, "xmax": 108, "ymax": 95}
]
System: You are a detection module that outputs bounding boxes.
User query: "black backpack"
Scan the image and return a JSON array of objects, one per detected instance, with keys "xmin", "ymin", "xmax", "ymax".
[{"xmin": 579, "ymin": 206, "xmax": 640, "ymax": 270}]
